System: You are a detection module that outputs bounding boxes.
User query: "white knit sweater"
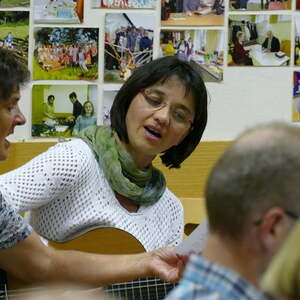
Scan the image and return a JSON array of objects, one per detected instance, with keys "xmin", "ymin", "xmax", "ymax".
[{"xmin": 0, "ymin": 139, "xmax": 186, "ymax": 251}]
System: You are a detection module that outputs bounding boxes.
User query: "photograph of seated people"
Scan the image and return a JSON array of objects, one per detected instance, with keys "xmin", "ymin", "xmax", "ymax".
[
  {"xmin": 230, "ymin": 0, "xmax": 290, "ymax": 11},
  {"xmin": 260, "ymin": 219, "xmax": 300, "ymax": 300},
  {"xmin": 161, "ymin": 0, "xmax": 224, "ymax": 27},
  {"xmin": 0, "ymin": 48, "xmax": 185, "ymax": 294},
  {"xmin": 31, "ymin": 84, "xmax": 97, "ymax": 137},
  {"xmin": 73, "ymin": 101, "xmax": 97, "ymax": 136},
  {"xmin": 0, "ymin": 56, "xmax": 208, "ymax": 260},
  {"xmin": 167, "ymin": 122, "xmax": 300, "ymax": 299},
  {"xmin": 228, "ymin": 14, "xmax": 291, "ymax": 66},
  {"xmin": 160, "ymin": 29, "xmax": 224, "ymax": 82}
]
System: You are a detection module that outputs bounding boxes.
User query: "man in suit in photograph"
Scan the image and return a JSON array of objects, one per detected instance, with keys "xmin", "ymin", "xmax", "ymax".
[{"xmin": 262, "ymin": 31, "xmax": 280, "ymax": 52}]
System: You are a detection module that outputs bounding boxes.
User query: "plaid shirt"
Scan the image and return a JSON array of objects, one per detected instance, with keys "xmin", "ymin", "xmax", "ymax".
[
  {"xmin": 0, "ymin": 192, "xmax": 32, "ymax": 249},
  {"xmin": 166, "ymin": 254, "xmax": 268, "ymax": 300}
]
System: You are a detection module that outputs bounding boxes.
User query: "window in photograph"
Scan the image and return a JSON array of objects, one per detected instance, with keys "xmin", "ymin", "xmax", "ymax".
[
  {"xmin": 32, "ymin": 85, "xmax": 98, "ymax": 138},
  {"xmin": 33, "ymin": 27, "xmax": 99, "ymax": 80},
  {"xmin": 160, "ymin": 29, "xmax": 224, "ymax": 82},
  {"xmin": 161, "ymin": 0, "xmax": 224, "ymax": 27},
  {"xmin": 34, "ymin": 0, "xmax": 84, "ymax": 24},
  {"xmin": 104, "ymin": 13, "xmax": 154, "ymax": 83},
  {"xmin": 228, "ymin": 14, "xmax": 291, "ymax": 67}
]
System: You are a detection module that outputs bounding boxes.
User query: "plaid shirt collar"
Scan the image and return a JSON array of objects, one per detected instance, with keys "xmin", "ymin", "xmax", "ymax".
[{"xmin": 183, "ymin": 254, "xmax": 268, "ymax": 300}]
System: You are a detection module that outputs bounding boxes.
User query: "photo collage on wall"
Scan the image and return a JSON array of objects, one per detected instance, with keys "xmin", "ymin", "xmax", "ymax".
[{"xmin": 1, "ymin": 0, "xmax": 298, "ymax": 134}]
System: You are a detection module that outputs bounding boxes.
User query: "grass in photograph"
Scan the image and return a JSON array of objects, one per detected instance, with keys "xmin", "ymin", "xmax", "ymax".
[
  {"xmin": 32, "ymin": 57, "xmax": 98, "ymax": 81},
  {"xmin": 0, "ymin": 0, "xmax": 29, "ymax": 7},
  {"xmin": 0, "ymin": 23, "xmax": 29, "ymax": 40}
]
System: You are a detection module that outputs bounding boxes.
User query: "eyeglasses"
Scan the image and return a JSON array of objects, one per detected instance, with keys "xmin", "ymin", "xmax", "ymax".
[
  {"xmin": 140, "ymin": 88, "xmax": 194, "ymax": 128},
  {"xmin": 254, "ymin": 210, "xmax": 299, "ymax": 226}
]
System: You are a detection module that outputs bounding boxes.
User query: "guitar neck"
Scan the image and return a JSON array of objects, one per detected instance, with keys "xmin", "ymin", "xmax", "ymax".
[{"xmin": 105, "ymin": 277, "xmax": 176, "ymax": 300}]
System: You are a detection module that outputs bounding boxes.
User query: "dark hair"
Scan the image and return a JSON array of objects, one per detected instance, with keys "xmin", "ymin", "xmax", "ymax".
[
  {"xmin": 205, "ymin": 122, "xmax": 300, "ymax": 239},
  {"xmin": 0, "ymin": 48, "xmax": 30, "ymax": 101},
  {"xmin": 69, "ymin": 92, "xmax": 77, "ymax": 99},
  {"xmin": 110, "ymin": 56, "xmax": 208, "ymax": 168},
  {"xmin": 47, "ymin": 95, "xmax": 55, "ymax": 102}
]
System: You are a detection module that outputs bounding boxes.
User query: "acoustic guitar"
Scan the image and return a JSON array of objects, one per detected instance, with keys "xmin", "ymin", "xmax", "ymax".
[{"xmin": 5, "ymin": 228, "xmax": 176, "ymax": 300}]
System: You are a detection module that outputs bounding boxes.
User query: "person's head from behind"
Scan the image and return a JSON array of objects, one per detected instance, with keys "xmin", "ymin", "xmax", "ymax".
[
  {"xmin": 47, "ymin": 95, "xmax": 55, "ymax": 105},
  {"xmin": 0, "ymin": 48, "xmax": 29, "ymax": 161},
  {"xmin": 82, "ymin": 101, "xmax": 94, "ymax": 116},
  {"xmin": 260, "ymin": 219, "xmax": 300, "ymax": 300},
  {"xmin": 237, "ymin": 31, "xmax": 245, "ymax": 42},
  {"xmin": 205, "ymin": 122, "xmax": 300, "ymax": 267},
  {"xmin": 110, "ymin": 56, "xmax": 207, "ymax": 169},
  {"xmin": 69, "ymin": 92, "xmax": 77, "ymax": 103}
]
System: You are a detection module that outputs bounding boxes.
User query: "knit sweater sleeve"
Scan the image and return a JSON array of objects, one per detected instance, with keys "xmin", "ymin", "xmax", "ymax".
[{"xmin": 0, "ymin": 140, "xmax": 87, "ymax": 213}]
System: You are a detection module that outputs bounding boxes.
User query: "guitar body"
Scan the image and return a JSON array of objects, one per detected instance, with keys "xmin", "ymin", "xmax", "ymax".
[
  {"xmin": 48, "ymin": 227, "xmax": 145, "ymax": 254},
  {"xmin": 8, "ymin": 228, "xmax": 176, "ymax": 300}
]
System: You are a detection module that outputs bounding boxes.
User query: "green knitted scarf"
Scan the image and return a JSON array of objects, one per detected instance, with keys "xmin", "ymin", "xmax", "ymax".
[{"xmin": 79, "ymin": 125, "xmax": 166, "ymax": 206}]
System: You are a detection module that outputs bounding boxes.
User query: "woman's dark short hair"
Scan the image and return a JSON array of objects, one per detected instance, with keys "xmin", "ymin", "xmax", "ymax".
[
  {"xmin": 110, "ymin": 56, "xmax": 208, "ymax": 168},
  {"xmin": 47, "ymin": 95, "xmax": 55, "ymax": 102},
  {"xmin": 0, "ymin": 48, "xmax": 30, "ymax": 102}
]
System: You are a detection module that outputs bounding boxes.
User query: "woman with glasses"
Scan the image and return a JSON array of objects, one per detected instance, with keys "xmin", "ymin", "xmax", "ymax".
[{"xmin": 0, "ymin": 56, "xmax": 208, "ymax": 251}]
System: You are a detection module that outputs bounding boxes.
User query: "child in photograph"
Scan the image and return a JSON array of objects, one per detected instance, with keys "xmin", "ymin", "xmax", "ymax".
[
  {"xmin": 73, "ymin": 101, "xmax": 97, "ymax": 135},
  {"xmin": 4, "ymin": 32, "xmax": 13, "ymax": 49},
  {"xmin": 78, "ymin": 47, "xmax": 88, "ymax": 72}
]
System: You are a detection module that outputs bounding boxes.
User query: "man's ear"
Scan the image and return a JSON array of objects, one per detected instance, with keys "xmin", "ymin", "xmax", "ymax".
[{"xmin": 257, "ymin": 207, "xmax": 286, "ymax": 252}]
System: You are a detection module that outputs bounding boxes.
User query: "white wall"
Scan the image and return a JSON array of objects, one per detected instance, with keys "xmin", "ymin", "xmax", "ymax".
[{"xmin": 8, "ymin": 0, "xmax": 296, "ymax": 142}]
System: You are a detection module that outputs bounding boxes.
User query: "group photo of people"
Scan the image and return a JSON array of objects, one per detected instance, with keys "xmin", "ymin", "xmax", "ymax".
[
  {"xmin": 32, "ymin": 84, "xmax": 98, "ymax": 137},
  {"xmin": 160, "ymin": 29, "xmax": 224, "ymax": 82},
  {"xmin": 0, "ymin": 0, "xmax": 29, "ymax": 7},
  {"xmin": 0, "ymin": 11, "xmax": 29, "ymax": 65},
  {"xmin": 34, "ymin": 0, "xmax": 84, "ymax": 24},
  {"xmin": 33, "ymin": 27, "xmax": 99, "ymax": 80},
  {"xmin": 92, "ymin": 0, "xmax": 155, "ymax": 8},
  {"xmin": 161, "ymin": 0, "xmax": 224, "ymax": 26},
  {"xmin": 229, "ymin": 0, "xmax": 291, "ymax": 10},
  {"xmin": 104, "ymin": 13, "xmax": 154, "ymax": 83},
  {"xmin": 228, "ymin": 14, "xmax": 291, "ymax": 66}
]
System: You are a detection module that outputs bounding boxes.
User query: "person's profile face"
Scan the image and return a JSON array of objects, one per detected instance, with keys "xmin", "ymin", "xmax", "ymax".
[{"xmin": 0, "ymin": 89, "xmax": 25, "ymax": 161}]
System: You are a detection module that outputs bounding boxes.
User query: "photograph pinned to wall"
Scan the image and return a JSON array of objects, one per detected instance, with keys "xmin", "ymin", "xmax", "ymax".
[
  {"xmin": 32, "ymin": 84, "xmax": 98, "ymax": 138},
  {"xmin": 104, "ymin": 13, "xmax": 154, "ymax": 83},
  {"xmin": 33, "ymin": 27, "xmax": 98, "ymax": 80},
  {"xmin": 295, "ymin": 16, "xmax": 300, "ymax": 66},
  {"xmin": 34, "ymin": 0, "xmax": 84, "ymax": 24},
  {"xmin": 292, "ymin": 71, "xmax": 300, "ymax": 122},
  {"xmin": 91, "ymin": 0, "xmax": 155, "ymax": 9},
  {"xmin": 0, "ymin": 11, "xmax": 29, "ymax": 66},
  {"xmin": 161, "ymin": 0, "xmax": 224, "ymax": 27},
  {"xmin": 228, "ymin": 14, "xmax": 291, "ymax": 67},
  {"xmin": 103, "ymin": 90, "xmax": 117, "ymax": 126},
  {"xmin": 0, "ymin": 0, "xmax": 30, "ymax": 8},
  {"xmin": 160, "ymin": 29, "xmax": 224, "ymax": 82},
  {"xmin": 229, "ymin": 0, "xmax": 290, "ymax": 11}
]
